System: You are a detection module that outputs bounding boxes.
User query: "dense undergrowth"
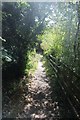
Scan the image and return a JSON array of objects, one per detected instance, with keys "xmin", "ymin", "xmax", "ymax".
[
  {"xmin": 42, "ymin": 56, "xmax": 77, "ymax": 118},
  {"xmin": 2, "ymin": 49, "xmax": 42, "ymax": 99},
  {"xmin": 25, "ymin": 49, "xmax": 42, "ymax": 76}
]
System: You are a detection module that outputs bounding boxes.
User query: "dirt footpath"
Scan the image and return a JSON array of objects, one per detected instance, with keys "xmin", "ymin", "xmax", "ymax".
[
  {"xmin": 16, "ymin": 60, "xmax": 60, "ymax": 119},
  {"xmin": 3, "ymin": 60, "xmax": 60, "ymax": 119}
]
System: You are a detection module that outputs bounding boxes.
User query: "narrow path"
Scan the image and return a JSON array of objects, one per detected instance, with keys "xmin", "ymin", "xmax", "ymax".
[
  {"xmin": 3, "ymin": 60, "xmax": 60, "ymax": 119},
  {"xmin": 16, "ymin": 60, "xmax": 60, "ymax": 119},
  {"xmin": 2, "ymin": 58, "xmax": 78, "ymax": 119}
]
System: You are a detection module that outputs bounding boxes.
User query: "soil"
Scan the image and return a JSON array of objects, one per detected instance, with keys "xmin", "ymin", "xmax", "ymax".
[{"xmin": 2, "ymin": 60, "xmax": 60, "ymax": 119}]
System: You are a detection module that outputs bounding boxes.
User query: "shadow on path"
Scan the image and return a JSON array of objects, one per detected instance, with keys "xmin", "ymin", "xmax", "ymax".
[
  {"xmin": 2, "ymin": 59, "xmax": 77, "ymax": 119},
  {"xmin": 16, "ymin": 60, "xmax": 60, "ymax": 119}
]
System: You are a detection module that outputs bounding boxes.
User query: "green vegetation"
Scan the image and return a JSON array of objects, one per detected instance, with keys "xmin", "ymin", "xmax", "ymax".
[
  {"xmin": 38, "ymin": 2, "xmax": 80, "ymax": 75},
  {"xmin": 2, "ymin": 2, "xmax": 53, "ymax": 95},
  {"xmin": 2, "ymin": 1, "xmax": 80, "ymax": 100},
  {"xmin": 25, "ymin": 49, "xmax": 42, "ymax": 76}
]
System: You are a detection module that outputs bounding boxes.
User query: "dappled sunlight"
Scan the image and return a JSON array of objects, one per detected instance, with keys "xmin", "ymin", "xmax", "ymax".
[
  {"xmin": 16, "ymin": 59, "xmax": 60, "ymax": 119},
  {"xmin": 2, "ymin": 2, "xmax": 80, "ymax": 119}
]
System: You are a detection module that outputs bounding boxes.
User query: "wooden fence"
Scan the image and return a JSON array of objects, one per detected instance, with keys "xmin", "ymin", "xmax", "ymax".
[{"xmin": 47, "ymin": 54, "xmax": 80, "ymax": 119}]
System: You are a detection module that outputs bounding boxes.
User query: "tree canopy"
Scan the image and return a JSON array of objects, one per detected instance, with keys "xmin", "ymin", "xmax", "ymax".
[{"xmin": 2, "ymin": 1, "xmax": 80, "ymax": 94}]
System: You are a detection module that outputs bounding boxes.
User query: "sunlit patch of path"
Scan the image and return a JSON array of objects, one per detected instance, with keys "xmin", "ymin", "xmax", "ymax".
[{"xmin": 16, "ymin": 60, "xmax": 60, "ymax": 119}]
